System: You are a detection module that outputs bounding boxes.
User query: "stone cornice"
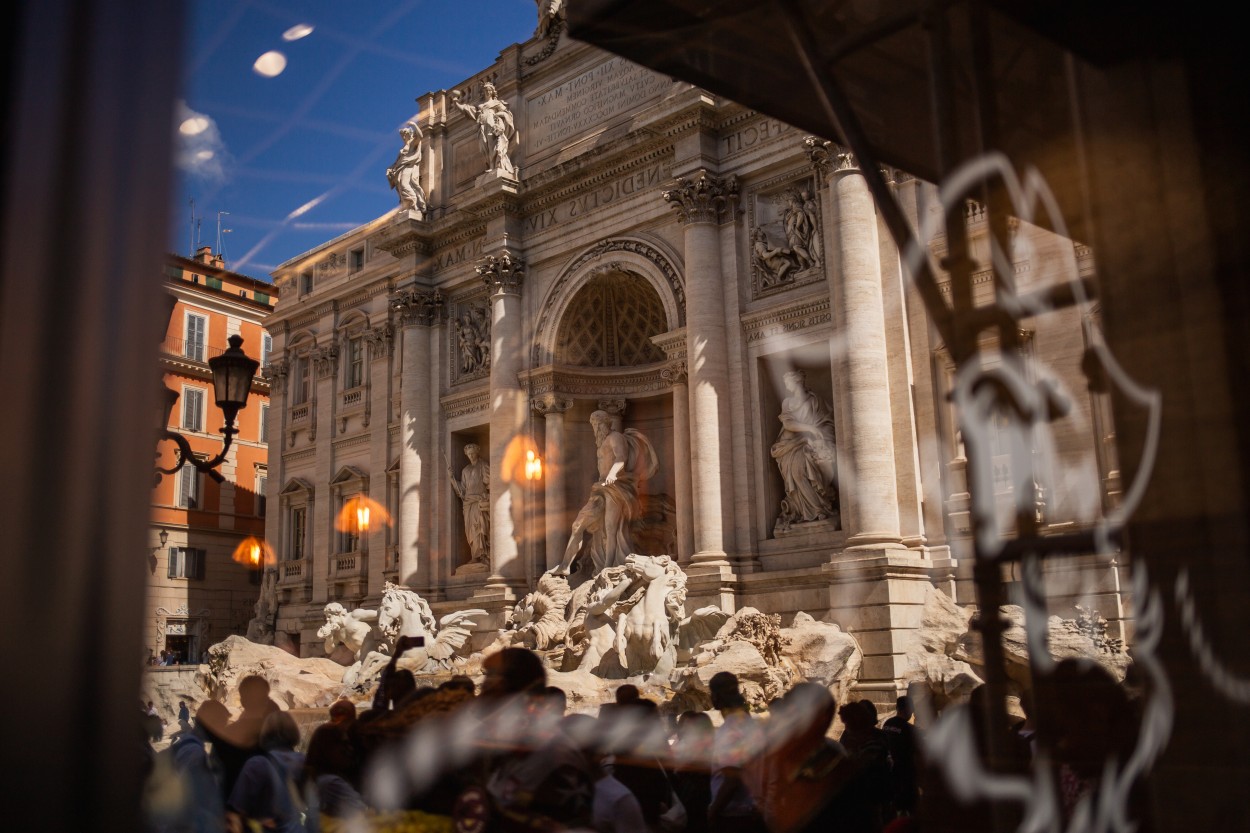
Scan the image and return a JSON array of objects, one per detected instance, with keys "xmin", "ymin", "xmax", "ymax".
[
  {"xmin": 742, "ymin": 296, "xmax": 832, "ymax": 344},
  {"xmin": 341, "ymin": 279, "xmax": 396, "ymax": 312},
  {"xmin": 282, "ymin": 447, "xmax": 316, "ymax": 465},
  {"xmin": 440, "ymin": 386, "xmax": 490, "ymax": 421},
  {"xmin": 285, "ymin": 300, "xmax": 336, "ymax": 331},
  {"xmin": 663, "ymin": 169, "xmax": 739, "ymax": 225},
  {"xmin": 332, "ymin": 433, "xmax": 371, "ymax": 453},
  {"xmin": 371, "ymin": 215, "xmax": 434, "ymax": 259},
  {"xmin": 650, "ymin": 327, "xmax": 687, "ymax": 361},
  {"xmin": 521, "ymin": 363, "xmax": 672, "ymax": 398}
]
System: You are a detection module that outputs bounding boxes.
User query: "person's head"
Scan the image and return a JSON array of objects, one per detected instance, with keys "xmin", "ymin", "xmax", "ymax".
[
  {"xmin": 538, "ymin": 685, "xmax": 567, "ymax": 716},
  {"xmin": 783, "ymin": 369, "xmax": 806, "ymax": 392},
  {"xmin": 615, "ymin": 684, "xmax": 640, "ymax": 705},
  {"xmin": 674, "ymin": 710, "xmax": 714, "ymax": 756},
  {"xmin": 464, "ymin": 443, "xmax": 480, "ymax": 462},
  {"xmin": 259, "ymin": 710, "xmax": 300, "ymax": 752},
  {"xmin": 481, "ymin": 647, "xmax": 546, "ymax": 700},
  {"xmin": 238, "ymin": 675, "xmax": 272, "ymax": 711},
  {"xmin": 439, "ymin": 675, "xmax": 477, "ymax": 696},
  {"xmin": 895, "ymin": 695, "xmax": 914, "ymax": 722},
  {"xmin": 709, "ymin": 671, "xmax": 746, "ymax": 711},
  {"xmin": 329, "ymin": 699, "xmax": 357, "ymax": 726},
  {"xmin": 387, "ymin": 669, "xmax": 417, "ymax": 707},
  {"xmin": 194, "ymin": 699, "xmax": 231, "ymax": 737},
  {"xmin": 303, "ymin": 722, "xmax": 356, "ymax": 781},
  {"xmin": 483, "ymin": 82, "xmax": 498, "ymax": 99},
  {"xmin": 859, "ymin": 698, "xmax": 879, "ymax": 726},
  {"xmin": 838, "ymin": 699, "xmax": 873, "ymax": 731},
  {"xmin": 778, "ymin": 682, "xmax": 837, "ymax": 741}
]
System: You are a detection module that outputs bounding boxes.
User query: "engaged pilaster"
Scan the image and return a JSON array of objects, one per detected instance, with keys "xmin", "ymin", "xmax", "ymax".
[
  {"xmin": 478, "ymin": 251, "xmax": 527, "ymax": 592},
  {"xmin": 663, "ymin": 171, "xmax": 738, "ymax": 567},
  {"xmin": 390, "ymin": 288, "xmax": 443, "ymax": 589}
]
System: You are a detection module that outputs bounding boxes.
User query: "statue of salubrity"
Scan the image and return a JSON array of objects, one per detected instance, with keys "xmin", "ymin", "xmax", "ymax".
[
  {"xmin": 449, "ymin": 443, "xmax": 490, "ymax": 572},
  {"xmin": 449, "ymin": 82, "xmax": 519, "ymax": 179}
]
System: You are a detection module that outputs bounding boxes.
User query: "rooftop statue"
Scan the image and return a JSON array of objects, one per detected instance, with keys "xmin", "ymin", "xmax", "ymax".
[
  {"xmin": 450, "ymin": 83, "xmax": 518, "ymax": 178},
  {"xmin": 385, "ymin": 121, "xmax": 426, "ymax": 218}
]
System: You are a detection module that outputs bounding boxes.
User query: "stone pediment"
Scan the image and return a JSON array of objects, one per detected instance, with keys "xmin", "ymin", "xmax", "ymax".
[{"xmin": 279, "ymin": 477, "xmax": 314, "ymax": 496}]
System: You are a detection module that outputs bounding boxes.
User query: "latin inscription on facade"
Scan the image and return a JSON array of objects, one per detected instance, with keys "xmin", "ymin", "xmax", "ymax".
[
  {"xmin": 723, "ymin": 118, "xmax": 792, "ymax": 156},
  {"xmin": 435, "ymin": 237, "xmax": 485, "ymax": 273},
  {"xmin": 526, "ymin": 57, "xmax": 670, "ymax": 154},
  {"xmin": 525, "ymin": 163, "xmax": 665, "ymax": 234}
]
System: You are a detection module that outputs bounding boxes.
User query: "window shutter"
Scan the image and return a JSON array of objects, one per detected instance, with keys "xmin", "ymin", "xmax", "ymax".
[
  {"xmin": 192, "ymin": 549, "xmax": 205, "ymax": 579},
  {"xmin": 185, "ymin": 314, "xmax": 206, "ymax": 361},
  {"xmin": 180, "ymin": 464, "xmax": 197, "ymax": 508},
  {"xmin": 182, "ymin": 388, "xmax": 203, "ymax": 431},
  {"xmin": 168, "ymin": 547, "xmax": 180, "ymax": 578}
]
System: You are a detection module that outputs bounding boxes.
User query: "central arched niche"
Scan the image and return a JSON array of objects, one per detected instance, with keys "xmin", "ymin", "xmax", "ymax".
[{"xmin": 554, "ymin": 270, "xmax": 667, "ymax": 368}]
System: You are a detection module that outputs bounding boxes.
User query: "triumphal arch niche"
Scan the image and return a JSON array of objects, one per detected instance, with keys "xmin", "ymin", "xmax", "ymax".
[{"xmin": 526, "ymin": 239, "xmax": 689, "ymax": 575}]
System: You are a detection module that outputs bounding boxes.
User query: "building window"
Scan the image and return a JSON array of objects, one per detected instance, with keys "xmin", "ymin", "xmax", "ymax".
[
  {"xmin": 184, "ymin": 312, "xmax": 207, "ymax": 361},
  {"xmin": 257, "ymin": 469, "xmax": 268, "ymax": 517},
  {"xmin": 290, "ymin": 506, "xmax": 307, "ymax": 561},
  {"xmin": 259, "ymin": 403, "xmax": 269, "ymax": 443},
  {"xmin": 291, "ymin": 356, "xmax": 310, "ymax": 405},
  {"xmin": 299, "ymin": 271, "xmax": 313, "ymax": 296},
  {"xmin": 178, "ymin": 463, "xmax": 201, "ymax": 509},
  {"xmin": 261, "ymin": 332, "xmax": 273, "ymax": 367},
  {"xmin": 349, "ymin": 248, "xmax": 364, "ymax": 272},
  {"xmin": 168, "ymin": 547, "xmax": 205, "ymax": 580},
  {"xmin": 181, "ymin": 386, "xmax": 205, "ymax": 432},
  {"xmin": 346, "ymin": 337, "xmax": 365, "ymax": 389}
]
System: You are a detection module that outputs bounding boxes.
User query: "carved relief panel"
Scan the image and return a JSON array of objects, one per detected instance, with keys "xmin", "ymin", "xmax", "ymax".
[
  {"xmin": 450, "ymin": 292, "xmax": 491, "ymax": 385},
  {"xmin": 746, "ymin": 172, "xmax": 824, "ymax": 298}
]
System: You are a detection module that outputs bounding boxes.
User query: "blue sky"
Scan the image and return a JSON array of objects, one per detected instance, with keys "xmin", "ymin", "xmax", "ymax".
[{"xmin": 175, "ymin": 0, "xmax": 537, "ymax": 281}]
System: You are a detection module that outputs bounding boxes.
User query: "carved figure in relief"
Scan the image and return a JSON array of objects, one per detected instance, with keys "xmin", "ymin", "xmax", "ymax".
[
  {"xmin": 450, "ymin": 83, "xmax": 518, "ymax": 177},
  {"xmin": 375, "ymin": 583, "xmax": 486, "ymax": 671},
  {"xmin": 385, "ymin": 121, "xmax": 426, "ymax": 217},
  {"xmin": 245, "ymin": 568, "xmax": 278, "ymax": 644},
  {"xmin": 784, "ymin": 188, "xmax": 817, "ymax": 270},
  {"xmin": 534, "ymin": 0, "xmax": 565, "ymax": 38},
  {"xmin": 317, "ymin": 602, "xmax": 387, "ymax": 662},
  {"xmin": 771, "ymin": 370, "xmax": 839, "ymax": 530},
  {"xmin": 554, "ymin": 410, "xmax": 659, "ymax": 577},
  {"xmin": 471, "ymin": 305, "xmax": 491, "ymax": 370},
  {"xmin": 449, "ymin": 443, "xmax": 490, "ymax": 568},
  {"xmin": 454, "ymin": 313, "xmax": 476, "ymax": 373},
  {"xmin": 453, "ymin": 304, "xmax": 491, "ymax": 375},
  {"xmin": 801, "ymin": 188, "xmax": 822, "ymax": 264},
  {"xmin": 753, "ymin": 228, "xmax": 796, "ymax": 287}
]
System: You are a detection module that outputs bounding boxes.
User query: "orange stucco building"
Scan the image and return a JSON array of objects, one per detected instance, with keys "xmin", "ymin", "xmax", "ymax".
[{"xmin": 146, "ymin": 247, "xmax": 277, "ymax": 663}]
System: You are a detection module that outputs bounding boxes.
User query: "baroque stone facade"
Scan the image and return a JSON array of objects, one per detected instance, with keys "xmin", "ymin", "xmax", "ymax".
[{"xmin": 261, "ymin": 28, "xmax": 1123, "ymax": 701}]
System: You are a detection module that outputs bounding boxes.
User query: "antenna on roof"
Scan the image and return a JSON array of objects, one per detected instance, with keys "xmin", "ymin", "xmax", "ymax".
[
  {"xmin": 188, "ymin": 199, "xmax": 197, "ymax": 257},
  {"xmin": 216, "ymin": 211, "xmax": 230, "ymax": 264},
  {"xmin": 221, "ymin": 228, "xmax": 232, "ymax": 270}
]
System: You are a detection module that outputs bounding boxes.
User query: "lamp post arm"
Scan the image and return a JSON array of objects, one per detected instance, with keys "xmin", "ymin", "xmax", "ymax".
[{"xmin": 156, "ymin": 427, "xmax": 234, "ymax": 484}]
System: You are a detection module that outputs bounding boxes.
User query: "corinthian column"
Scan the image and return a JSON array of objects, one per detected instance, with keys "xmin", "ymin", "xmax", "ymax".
[
  {"xmin": 478, "ymin": 251, "xmax": 527, "ymax": 590},
  {"xmin": 825, "ymin": 151, "xmax": 903, "ymax": 548},
  {"xmin": 391, "ymin": 288, "xmax": 442, "ymax": 587},
  {"xmin": 532, "ymin": 394, "xmax": 572, "ymax": 571},
  {"xmin": 663, "ymin": 171, "xmax": 738, "ymax": 566}
]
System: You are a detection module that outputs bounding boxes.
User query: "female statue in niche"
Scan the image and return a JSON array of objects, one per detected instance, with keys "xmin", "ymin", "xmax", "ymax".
[{"xmin": 770, "ymin": 370, "xmax": 839, "ymax": 531}]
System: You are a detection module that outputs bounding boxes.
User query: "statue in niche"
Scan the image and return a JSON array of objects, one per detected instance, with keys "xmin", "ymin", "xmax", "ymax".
[
  {"xmin": 771, "ymin": 370, "xmax": 839, "ymax": 531},
  {"xmin": 534, "ymin": 0, "xmax": 565, "ymax": 38},
  {"xmin": 449, "ymin": 443, "xmax": 490, "ymax": 570},
  {"xmin": 385, "ymin": 121, "xmax": 426, "ymax": 218},
  {"xmin": 450, "ymin": 82, "xmax": 518, "ymax": 178},
  {"xmin": 783, "ymin": 188, "xmax": 818, "ymax": 270},
  {"xmin": 554, "ymin": 410, "xmax": 659, "ymax": 577},
  {"xmin": 753, "ymin": 228, "xmax": 796, "ymax": 287}
]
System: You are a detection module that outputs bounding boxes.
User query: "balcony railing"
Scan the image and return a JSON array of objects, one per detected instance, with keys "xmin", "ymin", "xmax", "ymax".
[
  {"xmin": 290, "ymin": 404, "xmax": 309, "ymax": 422},
  {"xmin": 278, "ymin": 558, "xmax": 306, "ymax": 584},
  {"xmin": 332, "ymin": 553, "xmax": 364, "ymax": 578},
  {"xmin": 159, "ymin": 337, "xmax": 226, "ymax": 363},
  {"xmin": 341, "ymin": 388, "xmax": 364, "ymax": 408}
]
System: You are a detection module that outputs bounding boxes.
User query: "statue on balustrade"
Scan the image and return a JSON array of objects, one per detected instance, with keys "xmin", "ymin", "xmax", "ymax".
[
  {"xmin": 771, "ymin": 370, "xmax": 839, "ymax": 531},
  {"xmin": 450, "ymin": 82, "xmax": 518, "ymax": 178},
  {"xmin": 554, "ymin": 410, "xmax": 658, "ymax": 578}
]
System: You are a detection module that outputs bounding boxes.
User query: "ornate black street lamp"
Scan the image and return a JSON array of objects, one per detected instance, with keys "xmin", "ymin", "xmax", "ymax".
[{"xmin": 156, "ymin": 334, "xmax": 260, "ymax": 484}]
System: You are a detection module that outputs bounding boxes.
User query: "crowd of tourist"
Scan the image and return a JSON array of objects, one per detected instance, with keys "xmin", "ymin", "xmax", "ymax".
[{"xmin": 143, "ymin": 646, "xmax": 1142, "ymax": 833}]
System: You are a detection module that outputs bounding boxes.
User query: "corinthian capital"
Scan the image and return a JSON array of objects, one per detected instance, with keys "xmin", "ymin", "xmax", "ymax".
[
  {"xmin": 390, "ymin": 287, "xmax": 443, "ymax": 327},
  {"xmin": 477, "ymin": 251, "xmax": 525, "ymax": 295},
  {"xmin": 663, "ymin": 170, "xmax": 739, "ymax": 224}
]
